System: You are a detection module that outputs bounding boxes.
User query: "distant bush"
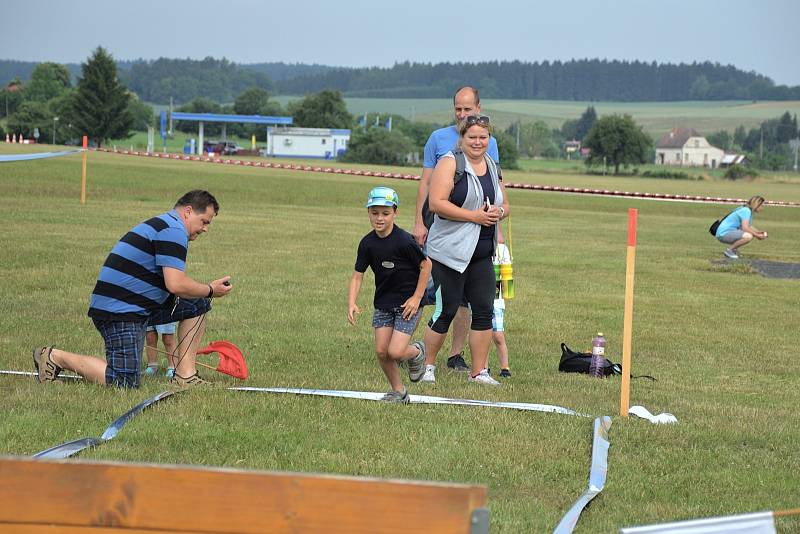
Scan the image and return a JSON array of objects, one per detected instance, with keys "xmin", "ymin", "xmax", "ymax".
[
  {"xmin": 0, "ymin": 123, "xmax": 5, "ymax": 139},
  {"xmin": 641, "ymin": 169, "xmax": 692, "ymax": 179},
  {"xmin": 724, "ymin": 164, "xmax": 759, "ymax": 180},
  {"xmin": 339, "ymin": 127, "xmax": 414, "ymax": 166}
]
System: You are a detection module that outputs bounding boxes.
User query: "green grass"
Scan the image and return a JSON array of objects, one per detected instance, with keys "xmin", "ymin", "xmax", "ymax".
[{"xmin": 1, "ymin": 147, "xmax": 799, "ymax": 532}]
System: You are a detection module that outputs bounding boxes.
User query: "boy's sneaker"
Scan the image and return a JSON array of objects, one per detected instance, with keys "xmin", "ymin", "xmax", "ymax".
[
  {"xmin": 408, "ymin": 341, "xmax": 426, "ymax": 382},
  {"xmin": 32, "ymin": 346, "xmax": 61, "ymax": 383},
  {"xmin": 468, "ymin": 369, "xmax": 501, "ymax": 386},
  {"xmin": 381, "ymin": 388, "xmax": 410, "ymax": 404},
  {"xmin": 499, "ymin": 368, "xmax": 512, "ymax": 378},
  {"xmin": 165, "ymin": 367, "xmax": 176, "ymax": 379},
  {"xmin": 420, "ymin": 364, "xmax": 436, "ymax": 383},
  {"xmin": 144, "ymin": 365, "xmax": 159, "ymax": 376},
  {"xmin": 724, "ymin": 248, "xmax": 739, "ymax": 259},
  {"xmin": 169, "ymin": 372, "xmax": 209, "ymax": 388},
  {"xmin": 447, "ymin": 351, "xmax": 470, "ymax": 372}
]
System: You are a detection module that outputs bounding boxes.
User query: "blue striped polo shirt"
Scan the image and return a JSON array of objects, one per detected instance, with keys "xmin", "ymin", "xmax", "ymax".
[{"xmin": 88, "ymin": 210, "xmax": 188, "ymax": 321}]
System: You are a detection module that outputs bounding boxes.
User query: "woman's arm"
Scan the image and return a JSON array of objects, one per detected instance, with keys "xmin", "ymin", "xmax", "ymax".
[{"xmin": 429, "ymin": 157, "xmax": 498, "ymax": 226}]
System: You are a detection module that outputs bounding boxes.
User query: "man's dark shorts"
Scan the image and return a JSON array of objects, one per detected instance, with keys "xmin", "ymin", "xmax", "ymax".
[{"xmin": 93, "ymin": 297, "xmax": 211, "ymax": 388}]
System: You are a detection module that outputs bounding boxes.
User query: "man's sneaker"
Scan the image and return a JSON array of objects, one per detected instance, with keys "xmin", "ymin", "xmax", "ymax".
[
  {"xmin": 169, "ymin": 372, "xmax": 209, "ymax": 388},
  {"xmin": 381, "ymin": 388, "xmax": 410, "ymax": 404},
  {"xmin": 724, "ymin": 248, "xmax": 739, "ymax": 259},
  {"xmin": 499, "ymin": 368, "xmax": 512, "ymax": 378},
  {"xmin": 468, "ymin": 369, "xmax": 501, "ymax": 386},
  {"xmin": 420, "ymin": 364, "xmax": 436, "ymax": 383},
  {"xmin": 165, "ymin": 367, "xmax": 176, "ymax": 379},
  {"xmin": 144, "ymin": 365, "xmax": 159, "ymax": 376},
  {"xmin": 32, "ymin": 346, "xmax": 61, "ymax": 383},
  {"xmin": 408, "ymin": 341, "xmax": 426, "ymax": 382},
  {"xmin": 446, "ymin": 351, "xmax": 470, "ymax": 372}
]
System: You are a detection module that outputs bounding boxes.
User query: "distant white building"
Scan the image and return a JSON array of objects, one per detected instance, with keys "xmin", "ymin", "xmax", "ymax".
[
  {"xmin": 264, "ymin": 127, "xmax": 350, "ymax": 159},
  {"xmin": 655, "ymin": 128, "xmax": 724, "ymax": 169}
]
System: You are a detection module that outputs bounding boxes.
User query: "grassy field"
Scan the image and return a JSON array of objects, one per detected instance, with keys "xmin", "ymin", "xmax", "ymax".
[
  {"xmin": 272, "ymin": 96, "xmax": 800, "ymax": 136},
  {"xmin": 1, "ymin": 145, "xmax": 799, "ymax": 532}
]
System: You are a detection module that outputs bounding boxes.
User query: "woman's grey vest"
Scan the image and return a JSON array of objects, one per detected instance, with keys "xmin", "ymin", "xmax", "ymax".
[{"xmin": 426, "ymin": 152, "xmax": 503, "ymax": 273}]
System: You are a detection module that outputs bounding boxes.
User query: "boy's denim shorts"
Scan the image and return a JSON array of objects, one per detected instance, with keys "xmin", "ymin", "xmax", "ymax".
[
  {"xmin": 94, "ymin": 297, "xmax": 211, "ymax": 388},
  {"xmin": 372, "ymin": 307, "xmax": 421, "ymax": 335}
]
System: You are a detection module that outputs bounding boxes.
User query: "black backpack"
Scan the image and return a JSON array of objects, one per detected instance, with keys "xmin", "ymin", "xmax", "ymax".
[
  {"xmin": 709, "ymin": 207, "xmax": 738, "ymax": 236},
  {"xmin": 420, "ymin": 149, "xmax": 500, "ymax": 230},
  {"xmin": 558, "ymin": 343, "xmax": 622, "ymax": 376}
]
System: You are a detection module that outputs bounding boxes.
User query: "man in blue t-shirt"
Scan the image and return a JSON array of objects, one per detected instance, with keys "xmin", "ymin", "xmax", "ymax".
[
  {"xmin": 413, "ymin": 86, "xmax": 500, "ymax": 379},
  {"xmin": 33, "ymin": 190, "xmax": 233, "ymax": 388}
]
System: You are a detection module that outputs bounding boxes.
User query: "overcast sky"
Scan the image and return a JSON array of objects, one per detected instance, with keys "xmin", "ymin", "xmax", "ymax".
[{"xmin": 1, "ymin": 0, "xmax": 798, "ymax": 86}]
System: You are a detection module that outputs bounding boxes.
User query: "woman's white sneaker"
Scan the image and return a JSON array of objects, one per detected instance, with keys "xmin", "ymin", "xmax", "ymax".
[
  {"xmin": 420, "ymin": 364, "xmax": 436, "ymax": 383},
  {"xmin": 468, "ymin": 369, "xmax": 500, "ymax": 386}
]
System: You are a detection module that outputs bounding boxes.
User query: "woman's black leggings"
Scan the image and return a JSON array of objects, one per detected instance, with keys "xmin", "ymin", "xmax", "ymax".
[{"xmin": 428, "ymin": 256, "xmax": 495, "ymax": 334}]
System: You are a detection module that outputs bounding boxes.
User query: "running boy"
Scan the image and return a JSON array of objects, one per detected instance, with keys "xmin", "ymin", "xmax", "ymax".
[{"xmin": 348, "ymin": 186, "xmax": 432, "ymax": 404}]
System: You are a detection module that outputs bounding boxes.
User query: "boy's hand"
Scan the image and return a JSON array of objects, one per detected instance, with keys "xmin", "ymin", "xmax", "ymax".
[
  {"xmin": 401, "ymin": 296, "xmax": 421, "ymax": 320},
  {"xmin": 347, "ymin": 304, "xmax": 362, "ymax": 325}
]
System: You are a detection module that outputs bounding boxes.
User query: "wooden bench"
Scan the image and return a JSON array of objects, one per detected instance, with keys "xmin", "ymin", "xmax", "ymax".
[{"xmin": 0, "ymin": 456, "xmax": 488, "ymax": 533}]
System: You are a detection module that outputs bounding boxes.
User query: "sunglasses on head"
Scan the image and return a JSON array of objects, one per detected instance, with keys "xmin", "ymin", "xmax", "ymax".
[{"xmin": 464, "ymin": 115, "xmax": 490, "ymax": 126}]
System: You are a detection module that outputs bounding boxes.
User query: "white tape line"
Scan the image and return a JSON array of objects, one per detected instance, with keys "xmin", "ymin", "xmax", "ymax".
[
  {"xmin": 230, "ymin": 387, "xmax": 588, "ymax": 417},
  {"xmin": 0, "ymin": 149, "xmax": 83, "ymax": 162},
  {"xmin": 629, "ymin": 405, "xmax": 678, "ymax": 425},
  {"xmin": 553, "ymin": 416, "xmax": 613, "ymax": 534},
  {"xmin": 0, "ymin": 370, "xmax": 81, "ymax": 380}
]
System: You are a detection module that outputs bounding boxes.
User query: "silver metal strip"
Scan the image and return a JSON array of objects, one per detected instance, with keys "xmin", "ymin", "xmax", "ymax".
[
  {"xmin": 553, "ymin": 416, "xmax": 612, "ymax": 534},
  {"xmin": 32, "ymin": 391, "xmax": 177, "ymax": 459}
]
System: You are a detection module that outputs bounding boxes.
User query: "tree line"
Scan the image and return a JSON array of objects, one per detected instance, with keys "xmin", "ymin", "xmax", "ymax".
[
  {"xmin": 5, "ymin": 57, "xmax": 800, "ymax": 105},
  {"xmin": 276, "ymin": 59, "xmax": 800, "ymax": 101},
  {"xmin": 2, "ymin": 49, "xmax": 796, "ymax": 172}
]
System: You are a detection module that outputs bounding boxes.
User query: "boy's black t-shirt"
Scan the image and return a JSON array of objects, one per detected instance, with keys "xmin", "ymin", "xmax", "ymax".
[{"xmin": 354, "ymin": 225, "xmax": 426, "ymax": 310}]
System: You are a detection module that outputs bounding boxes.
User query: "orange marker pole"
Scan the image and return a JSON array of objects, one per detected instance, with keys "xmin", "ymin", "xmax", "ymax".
[
  {"xmin": 80, "ymin": 136, "xmax": 88, "ymax": 204},
  {"xmin": 620, "ymin": 208, "xmax": 637, "ymax": 417}
]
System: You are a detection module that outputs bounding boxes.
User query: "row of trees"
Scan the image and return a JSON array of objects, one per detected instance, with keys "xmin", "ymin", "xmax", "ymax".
[
  {"xmin": 7, "ymin": 57, "xmax": 798, "ymax": 106},
  {"xmin": 122, "ymin": 57, "xmax": 274, "ymax": 104},
  {"xmin": 1, "ymin": 48, "xmax": 149, "ymax": 146},
  {"xmin": 278, "ymin": 60, "xmax": 800, "ymax": 102}
]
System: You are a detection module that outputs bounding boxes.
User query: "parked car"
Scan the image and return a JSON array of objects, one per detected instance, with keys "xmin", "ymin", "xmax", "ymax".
[{"xmin": 203, "ymin": 140, "xmax": 241, "ymax": 155}]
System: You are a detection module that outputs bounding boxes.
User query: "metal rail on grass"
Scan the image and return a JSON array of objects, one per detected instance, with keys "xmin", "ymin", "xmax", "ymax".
[
  {"xmin": 553, "ymin": 416, "xmax": 613, "ymax": 534},
  {"xmin": 33, "ymin": 390, "xmax": 177, "ymax": 459}
]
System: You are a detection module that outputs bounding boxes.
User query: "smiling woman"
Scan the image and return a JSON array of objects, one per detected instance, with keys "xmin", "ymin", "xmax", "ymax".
[{"xmin": 421, "ymin": 115, "xmax": 510, "ymax": 386}]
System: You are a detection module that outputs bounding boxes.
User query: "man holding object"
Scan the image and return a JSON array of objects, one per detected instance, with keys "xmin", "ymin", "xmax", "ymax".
[{"xmin": 33, "ymin": 190, "xmax": 233, "ymax": 388}]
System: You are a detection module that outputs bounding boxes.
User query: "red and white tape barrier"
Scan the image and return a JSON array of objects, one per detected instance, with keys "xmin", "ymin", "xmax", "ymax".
[{"xmin": 91, "ymin": 148, "xmax": 800, "ymax": 207}]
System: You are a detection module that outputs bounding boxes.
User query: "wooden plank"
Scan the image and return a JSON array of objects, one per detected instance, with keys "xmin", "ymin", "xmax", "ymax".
[{"xmin": 0, "ymin": 456, "xmax": 487, "ymax": 533}]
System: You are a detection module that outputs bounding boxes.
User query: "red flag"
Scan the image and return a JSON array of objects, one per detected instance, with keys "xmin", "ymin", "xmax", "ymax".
[{"xmin": 196, "ymin": 341, "xmax": 248, "ymax": 380}]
